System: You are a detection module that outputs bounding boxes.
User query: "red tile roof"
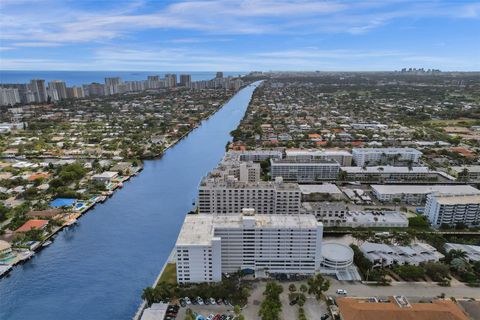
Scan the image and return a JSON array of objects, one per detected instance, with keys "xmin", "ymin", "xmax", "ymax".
[{"xmin": 16, "ymin": 219, "xmax": 49, "ymax": 233}]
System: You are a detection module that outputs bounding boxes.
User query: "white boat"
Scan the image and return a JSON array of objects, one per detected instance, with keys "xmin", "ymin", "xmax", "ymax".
[
  {"xmin": 19, "ymin": 251, "xmax": 34, "ymax": 261},
  {"xmin": 42, "ymin": 240, "xmax": 53, "ymax": 247}
]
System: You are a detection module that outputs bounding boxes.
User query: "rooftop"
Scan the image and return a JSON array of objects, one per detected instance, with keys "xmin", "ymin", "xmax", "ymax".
[
  {"xmin": 371, "ymin": 184, "xmax": 480, "ymax": 195},
  {"xmin": 299, "ymin": 183, "xmax": 342, "ymax": 194},
  {"xmin": 341, "ymin": 166, "xmax": 434, "ymax": 173},
  {"xmin": 322, "ymin": 242, "xmax": 353, "ymax": 262},
  {"xmin": 433, "ymin": 194, "xmax": 480, "ymax": 205},
  {"xmin": 15, "ymin": 219, "xmax": 49, "ymax": 232},
  {"xmin": 352, "ymin": 147, "xmax": 422, "ymax": 154},
  {"xmin": 176, "ymin": 213, "xmax": 320, "ymax": 246},
  {"xmin": 337, "ymin": 297, "xmax": 469, "ymax": 320}
]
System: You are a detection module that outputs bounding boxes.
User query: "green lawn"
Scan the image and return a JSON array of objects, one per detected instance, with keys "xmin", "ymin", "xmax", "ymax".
[{"xmin": 158, "ymin": 263, "xmax": 177, "ymax": 285}]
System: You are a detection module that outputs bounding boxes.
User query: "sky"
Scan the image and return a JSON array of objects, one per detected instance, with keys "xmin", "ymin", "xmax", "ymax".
[{"xmin": 0, "ymin": 0, "xmax": 479, "ymax": 71}]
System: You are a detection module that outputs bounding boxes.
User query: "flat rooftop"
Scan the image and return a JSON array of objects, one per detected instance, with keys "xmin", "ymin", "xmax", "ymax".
[
  {"xmin": 452, "ymin": 165, "xmax": 480, "ymax": 173},
  {"xmin": 371, "ymin": 184, "xmax": 480, "ymax": 195},
  {"xmin": 352, "ymin": 147, "xmax": 422, "ymax": 154},
  {"xmin": 299, "ymin": 184, "xmax": 342, "ymax": 194},
  {"xmin": 286, "ymin": 149, "xmax": 352, "ymax": 156},
  {"xmin": 176, "ymin": 214, "xmax": 320, "ymax": 246},
  {"xmin": 435, "ymin": 194, "xmax": 480, "ymax": 205},
  {"xmin": 341, "ymin": 166, "xmax": 433, "ymax": 173},
  {"xmin": 346, "ymin": 211, "xmax": 408, "ymax": 224}
]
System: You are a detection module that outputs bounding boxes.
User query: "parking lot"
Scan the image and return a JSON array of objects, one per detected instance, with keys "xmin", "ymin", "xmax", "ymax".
[
  {"xmin": 175, "ymin": 300, "xmax": 235, "ymax": 319},
  {"xmin": 241, "ymin": 281, "xmax": 329, "ymax": 320}
]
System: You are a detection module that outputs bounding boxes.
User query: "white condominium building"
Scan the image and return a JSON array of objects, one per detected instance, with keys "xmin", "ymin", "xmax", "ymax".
[
  {"xmin": 0, "ymin": 88, "xmax": 21, "ymax": 106},
  {"xmin": 451, "ymin": 166, "xmax": 480, "ymax": 183},
  {"xmin": 340, "ymin": 166, "xmax": 441, "ymax": 182},
  {"xmin": 270, "ymin": 158, "xmax": 340, "ymax": 182},
  {"xmin": 352, "ymin": 148, "xmax": 422, "ymax": 166},
  {"xmin": 225, "ymin": 150, "xmax": 283, "ymax": 162},
  {"xmin": 371, "ymin": 184, "xmax": 480, "ymax": 204},
  {"xmin": 425, "ymin": 193, "xmax": 480, "ymax": 227},
  {"xmin": 175, "ymin": 211, "xmax": 323, "ymax": 283},
  {"xmin": 301, "ymin": 202, "xmax": 347, "ymax": 226},
  {"xmin": 285, "ymin": 149, "xmax": 353, "ymax": 166},
  {"xmin": 209, "ymin": 160, "xmax": 261, "ymax": 183},
  {"xmin": 198, "ymin": 177, "xmax": 301, "ymax": 215}
]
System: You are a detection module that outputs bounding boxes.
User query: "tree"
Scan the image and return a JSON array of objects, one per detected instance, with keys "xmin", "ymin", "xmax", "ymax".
[
  {"xmin": 394, "ymin": 265, "xmax": 425, "ymax": 281},
  {"xmin": 299, "ymin": 284, "xmax": 308, "ymax": 293},
  {"xmin": 445, "ymin": 249, "xmax": 468, "ymax": 263},
  {"xmin": 259, "ymin": 282, "xmax": 283, "ymax": 320},
  {"xmin": 142, "ymin": 287, "xmax": 157, "ymax": 306},
  {"xmin": 184, "ymin": 308, "xmax": 195, "ymax": 320},
  {"xmin": 408, "ymin": 215, "xmax": 430, "ymax": 229},
  {"xmin": 307, "ymin": 274, "xmax": 330, "ymax": 300},
  {"xmin": 289, "ymin": 283, "xmax": 297, "ymax": 292},
  {"xmin": 424, "ymin": 262, "xmax": 450, "ymax": 281}
]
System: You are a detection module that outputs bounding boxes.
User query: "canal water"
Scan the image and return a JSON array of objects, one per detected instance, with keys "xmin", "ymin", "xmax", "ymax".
[{"xmin": 0, "ymin": 82, "xmax": 261, "ymax": 320}]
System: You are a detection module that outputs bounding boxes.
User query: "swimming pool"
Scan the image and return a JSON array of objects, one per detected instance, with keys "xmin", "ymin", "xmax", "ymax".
[{"xmin": 49, "ymin": 198, "xmax": 76, "ymax": 208}]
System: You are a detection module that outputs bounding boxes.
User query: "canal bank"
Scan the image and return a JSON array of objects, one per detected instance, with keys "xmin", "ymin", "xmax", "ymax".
[{"xmin": 0, "ymin": 81, "xmax": 262, "ymax": 320}]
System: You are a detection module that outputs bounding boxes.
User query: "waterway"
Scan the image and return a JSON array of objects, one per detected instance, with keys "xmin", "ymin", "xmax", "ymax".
[{"xmin": 0, "ymin": 81, "xmax": 261, "ymax": 320}]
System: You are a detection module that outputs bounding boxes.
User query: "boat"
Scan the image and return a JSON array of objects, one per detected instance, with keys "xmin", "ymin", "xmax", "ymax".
[
  {"xmin": 19, "ymin": 251, "xmax": 34, "ymax": 262},
  {"xmin": 42, "ymin": 240, "xmax": 53, "ymax": 248},
  {"xmin": 0, "ymin": 265, "xmax": 12, "ymax": 278}
]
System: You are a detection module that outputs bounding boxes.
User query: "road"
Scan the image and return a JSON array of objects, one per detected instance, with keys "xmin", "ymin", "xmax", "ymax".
[{"xmin": 326, "ymin": 278, "xmax": 480, "ymax": 299}]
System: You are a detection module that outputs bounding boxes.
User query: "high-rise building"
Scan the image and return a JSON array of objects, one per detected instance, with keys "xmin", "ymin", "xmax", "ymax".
[
  {"xmin": 83, "ymin": 83, "xmax": 105, "ymax": 97},
  {"xmin": 352, "ymin": 148, "xmax": 422, "ymax": 166},
  {"xmin": 0, "ymin": 88, "xmax": 21, "ymax": 106},
  {"xmin": 46, "ymin": 86, "xmax": 59, "ymax": 101},
  {"xmin": 216, "ymin": 72, "xmax": 224, "ymax": 79},
  {"xmin": 175, "ymin": 211, "xmax": 323, "ymax": 283},
  {"xmin": 425, "ymin": 193, "xmax": 480, "ymax": 227},
  {"xmin": 270, "ymin": 158, "xmax": 340, "ymax": 182},
  {"xmin": 164, "ymin": 74, "xmax": 177, "ymax": 87},
  {"xmin": 198, "ymin": 177, "xmax": 301, "ymax": 215},
  {"xmin": 48, "ymin": 80, "xmax": 68, "ymax": 100},
  {"xmin": 179, "ymin": 74, "xmax": 191, "ymax": 87},
  {"xmin": 29, "ymin": 79, "xmax": 47, "ymax": 103},
  {"xmin": 104, "ymin": 77, "xmax": 122, "ymax": 95},
  {"xmin": 66, "ymin": 86, "xmax": 85, "ymax": 99}
]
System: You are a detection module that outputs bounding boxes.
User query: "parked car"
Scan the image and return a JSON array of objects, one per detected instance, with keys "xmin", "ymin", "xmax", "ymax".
[
  {"xmin": 216, "ymin": 298, "xmax": 223, "ymax": 305},
  {"xmin": 213, "ymin": 314, "xmax": 221, "ymax": 320},
  {"xmin": 184, "ymin": 297, "xmax": 191, "ymax": 305},
  {"xmin": 209, "ymin": 297, "xmax": 216, "ymax": 305},
  {"xmin": 289, "ymin": 299, "xmax": 297, "ymax": 306},
  {"xmin": 179, "ymin": 299, "xmax": 186, "ymax": 307},
  {"xmin": 336, "ymin": 289, "xmax": 347, "ymax": 295},
  {"xmin": 206, "ymin": 314, "xmax": 214, "ymax": 320},
  {"xmin": 321, "ymin": 314, "xmax": 330, "ymax": 320},
  {"xmin": 197, "ymin": 297, "xmax": 204, "ymax": 305}
]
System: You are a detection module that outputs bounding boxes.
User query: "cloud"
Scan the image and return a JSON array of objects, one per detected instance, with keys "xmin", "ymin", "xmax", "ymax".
[
  {"xmin": 14, "ymin": 42, "xmax": 63, "ymax": 47},
  {"xmin": 1, "ymin": 0, "xmax": 479, "ymax": 45}
]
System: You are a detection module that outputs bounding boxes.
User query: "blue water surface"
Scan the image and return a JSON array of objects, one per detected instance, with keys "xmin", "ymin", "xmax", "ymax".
[{"xmin": 0, "ymin": 82, "xmax": 261, "ymax": 320}]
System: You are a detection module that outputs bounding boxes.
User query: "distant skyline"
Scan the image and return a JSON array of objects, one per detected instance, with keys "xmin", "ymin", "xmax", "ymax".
[{"xmin": 0, "ymin": 0, "xmax": 479, "ymax": 71}]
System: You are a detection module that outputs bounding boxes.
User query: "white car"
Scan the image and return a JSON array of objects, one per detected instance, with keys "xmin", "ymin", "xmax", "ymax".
[
  {"xmin": 184, "ymin": 297, "xmax": 191, "ymax": 305},
  {"xmin": 197, "ymin": 297, "xmax": 204, "ymax": 305},
  {"xmin": 209, "ymin": 297, "xmax": 216, "ymax": 305},
  {"xmin": 336, "ymin": 289, "xmax": 347, "ymax": 295}
]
